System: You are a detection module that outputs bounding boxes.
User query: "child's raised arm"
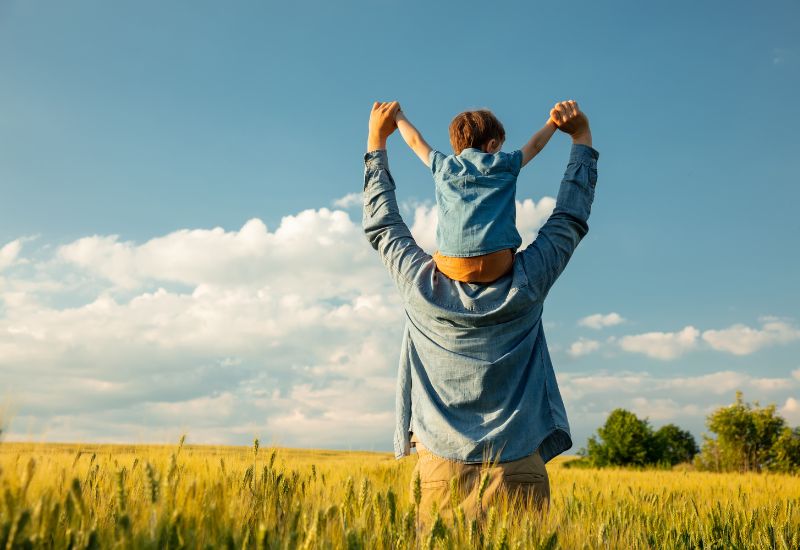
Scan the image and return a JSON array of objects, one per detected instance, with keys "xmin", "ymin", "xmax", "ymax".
[
  {"xmin": 396, "ymin": 110, "xmax": 433, "ymax": 167},
  {"xmin": 520, "ymin": 117, "xmax": 559, "ymax": 167}
]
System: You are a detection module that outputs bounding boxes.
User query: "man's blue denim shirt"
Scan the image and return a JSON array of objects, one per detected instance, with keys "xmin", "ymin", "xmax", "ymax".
[
  {"xmin": 363, "ymin": 143, "xmax": 599, "ymax": 464},
  {"xmin": 430, "ymin": 148, "xmax": 523, "ymax": 257}
]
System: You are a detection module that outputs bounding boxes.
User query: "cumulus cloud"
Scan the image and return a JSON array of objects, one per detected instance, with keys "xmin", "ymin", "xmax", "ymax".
[
  {"xmin": 515, "ymin": 197, "xmax": 556, "ymax": 246},
  {"xmin": 618, "ymin": 326, "xmax": 700, "ymax": 360},
  {"xmin": 0, "ymin": 239, "xmax": 23, "ymax": 271},
  {"xmin": 780, "ymin": 397, "xmax": 800, "ymax": 425},
  {"xmin": 332, "ymin": 193, "xmax": 362, "ymax": 209},
  {"xmin": 0, "ymin": 194, "xmax": 563, "ymax": 448},
  {"xmin": 58, "ymin": 211, "xmax": 372, "ymax": 291},
  {"xmin": 702, "ymin": 318, "xmax": 800, "ymax": 355},
  {"xmin": 567, "ymin": 338, "xmax": 601, "ymax": 357},
  {"xmin": 1, "ymin": 208, "xmax": 407, "ymax": 448},
  {"xmin": 578, "ymin": 312, "xmax": 625, "ymax": 330},
  {"xmin": 612, "ymin": 319, "xmax": 800, "ymax": 360},
  {"xmin": 558, "ymin": 369, "xmax": 800, "ymax": 442},
  {"xmin": 1, "ymin": 192, "xmax": 567, "ymax": 447},
  {"xmin": 559, "ymin": 370, "xmax": 796, "ymax": 401},
  {"xmin": 409, "ymin": 204, "xmax": 438, "ymax": 253},
  {"xmin": 3, "ymin": 200, "xmax": 800, "ymax": 450},
  {"xmin": 629, "ymin": 397, "xmax": 702, "ymax": 421}
]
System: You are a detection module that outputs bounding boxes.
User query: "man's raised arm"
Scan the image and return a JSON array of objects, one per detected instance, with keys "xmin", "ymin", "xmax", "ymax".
[
  {"xmin": 519, "ymin": 100, "xmax": 599, "ymax": 298},
  {"xmin": 362, "ymin": 102, "xmax": 430, "ymax": 291}
]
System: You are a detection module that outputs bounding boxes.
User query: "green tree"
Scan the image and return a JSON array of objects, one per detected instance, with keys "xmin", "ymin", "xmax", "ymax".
[
  {"xmin": 651, "ymin": 424, "xmax": 699, "ymax": 466},
  {"xmin": 771, "ymin": 427, "xmax": 800, "ymax": 473},
  {"xmin": 586, "ymin": 409, "xmax": 655, "ymax": 467},
  {"xmin": 696, "ymin": 391, "xmax": 786, "ymax": 472}
]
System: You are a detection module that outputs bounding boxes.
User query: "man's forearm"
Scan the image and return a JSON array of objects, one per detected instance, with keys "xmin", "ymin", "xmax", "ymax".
[
  {"xmin": 570, "ymin": 128, "xmax": 592, "ymax": 148},
  {"xmin": 363, "ymin": 150, "xmax": 408, "ymax": 253},
  {"xmin": 518, "ymin": 143, "xmax": 598, "ymax": 296},
  {"xmin": 362, "ymin": 149, "xmax": 425, "ymax": 290},
  {"xmin": 367, "ymin": 133, "xmax": 387, "ymax": 152}
]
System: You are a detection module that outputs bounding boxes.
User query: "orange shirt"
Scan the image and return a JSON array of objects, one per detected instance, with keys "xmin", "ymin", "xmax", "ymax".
[{"xmin": 433, "ymin": 249, "xmax": 514, "ymax": 283}]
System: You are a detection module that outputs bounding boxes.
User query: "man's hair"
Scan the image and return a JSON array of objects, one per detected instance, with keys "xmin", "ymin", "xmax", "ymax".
[{"xmin": 448, "ymin": 109, "xmax": 506, "ymax": 155}]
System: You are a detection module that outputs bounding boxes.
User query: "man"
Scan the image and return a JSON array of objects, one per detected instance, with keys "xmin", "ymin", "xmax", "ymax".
[{"xmin": 362, "ymin": 100, "xmax": 598, "ymax": 523}]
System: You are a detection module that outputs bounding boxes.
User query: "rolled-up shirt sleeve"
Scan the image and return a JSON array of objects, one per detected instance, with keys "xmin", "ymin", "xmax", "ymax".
[
  {"xmin": 362, "ymin": 150, "xmax": 431, "ymax": 292},
  {"xmin": 519, "ymin": 143, "xmax": 599, "ymax": 298}
]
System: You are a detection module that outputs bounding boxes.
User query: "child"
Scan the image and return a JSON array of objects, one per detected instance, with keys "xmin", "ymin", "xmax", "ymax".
[{"xmin": 395, "ymin": 107, "xmax": 558, "ymax": 283}]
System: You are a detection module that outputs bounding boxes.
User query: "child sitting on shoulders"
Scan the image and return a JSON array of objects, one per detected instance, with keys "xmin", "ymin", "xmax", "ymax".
[{"xmin": 395, "ymin": 104, "xmax": 563, "ymax": 283}]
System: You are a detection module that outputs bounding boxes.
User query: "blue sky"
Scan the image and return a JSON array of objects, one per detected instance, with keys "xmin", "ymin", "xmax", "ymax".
[{"xmin": 1, "ymin": 1, "xmax": 799, "ymax": 451}]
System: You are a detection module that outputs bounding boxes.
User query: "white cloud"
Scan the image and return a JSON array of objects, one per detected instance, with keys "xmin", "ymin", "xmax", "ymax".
[
  {"xmin": 332, "ymin": 193, "xmax": 362, "ymax": 209},
  {"xmin": 629, "ymin": 397, "xmax": 702, "ymax": 421},
  {"xmin": 3, "ymin": 201, "xmax": 800, "ymax": 451},
  {"xmin": 664, "ymin": 371, "xmax": 751, "ymax": 395},
  {"xmin": 559, "ymin": 370, "xmax": 796, "ymax": 401},
  {"xmin": 612, "ymin": 319, "xmax": 800, "ymax": 360},
  {"xmin": 567, "ymin": 338, "xmax": 600, "ymax": 357},
  {"xmin": 1, "ymin": 209, "xmax": 405, "ymax": 448},
  {"xmin": 578, "ymin": 312, "xmax": 625, "ymax": 330},
  {"xmin": 558, "ymin": 369, "xmax": 799, "ymax": 442},
  {"xmin": 409, "ymin": 204, "xmax": 438, "ymax": 253},
  {"xmin": 748, "ymin": 377, "xmax": 792, "ymax": 391},
  {"xmin": 516, "ymin": 197, "xmax": 556, "ymax": 246},
  {"xmin": 57, "ymin": 211, "xmax": 380, "ymax": 295},
  {"xmin": 780, "ymin": 397, "xmax": 800, "ymax": 425},
  {"xmin": 0, "ymin": 239, "xmax": 23, "ymax": 271},
  {"xmin": 702, "ymin": 318, "xmax": 800, "ymax": 355},
  {"xmin": 618, "ymin": 326, "xmax": 700, "ymax": 360}
]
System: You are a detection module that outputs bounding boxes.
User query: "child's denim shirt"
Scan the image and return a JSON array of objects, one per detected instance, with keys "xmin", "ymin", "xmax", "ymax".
[{"xmin": 430, "ymin": 148, "xmax": 524, "ymax": 257}]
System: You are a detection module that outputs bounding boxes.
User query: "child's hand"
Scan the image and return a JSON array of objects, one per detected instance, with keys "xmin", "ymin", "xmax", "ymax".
[{"xmin": 395, "ymin": 108, "xmax": 406, "ymax": 122}]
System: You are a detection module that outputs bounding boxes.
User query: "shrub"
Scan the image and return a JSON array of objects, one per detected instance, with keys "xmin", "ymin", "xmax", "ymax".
[
  {"xmin": 586, "ymin": 409, "xmax": 656, "ymax": 467},
  {"xmin": 584, "ymin": 409, "xmax": 698, "ymax": 468},
  {"xmin": 770, "ymin": 427, "xmax": 800, "ymax": 473},
  {"xmin": 652, "ymin": 424, "xmax": 699, "ymax": 466},
  {"xmin": 695, "ymin": 391, "xmax": 786, "ymax": 472}
]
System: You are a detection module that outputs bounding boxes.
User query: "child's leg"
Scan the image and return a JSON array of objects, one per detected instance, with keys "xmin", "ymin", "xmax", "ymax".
[{"xmin": 433, "ymin": 249, "xmax": 514, "ymax": 283}]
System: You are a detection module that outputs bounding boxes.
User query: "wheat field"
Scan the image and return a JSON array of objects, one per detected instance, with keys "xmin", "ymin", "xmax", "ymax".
[{"xmin": 1, "ymin": 439, "xmax": 798, "ymax": 549}]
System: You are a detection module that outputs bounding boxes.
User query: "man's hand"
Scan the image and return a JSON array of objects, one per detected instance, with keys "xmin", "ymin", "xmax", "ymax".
[
  {"xmin": 368, "ymin": 101, "xmax": 401, "ymax": 152},
  {"xmin": 550, "ymin": 100, "xmax": 592, "ymax": 147}
]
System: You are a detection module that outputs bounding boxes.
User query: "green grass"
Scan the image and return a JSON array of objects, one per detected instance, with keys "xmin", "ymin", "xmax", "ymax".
[{"xmin": 1, "ymin": 441, "xmax": 798, "ymax": 549}]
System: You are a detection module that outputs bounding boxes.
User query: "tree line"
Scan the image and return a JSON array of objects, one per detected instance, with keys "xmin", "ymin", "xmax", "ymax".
[{"xmin": 576, "ymin": 391, "xmax": 800, "ymax": 473}]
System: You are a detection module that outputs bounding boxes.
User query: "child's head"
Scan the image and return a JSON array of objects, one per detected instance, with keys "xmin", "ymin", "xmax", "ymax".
[{"xmin": 448, "ymin": 110, "xmax": 506, "ymax": 155}]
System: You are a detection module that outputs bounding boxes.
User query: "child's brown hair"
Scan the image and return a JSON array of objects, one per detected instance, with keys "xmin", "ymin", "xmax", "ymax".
[{"xmin": 448, "ymin": 110, "xmax": 506, "ymax": 155}]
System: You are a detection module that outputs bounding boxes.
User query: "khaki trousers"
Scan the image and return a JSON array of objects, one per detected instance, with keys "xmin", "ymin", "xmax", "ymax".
[{"xmin": 411, "ymin": 439, "xmax": 550, "ymax": 526}]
